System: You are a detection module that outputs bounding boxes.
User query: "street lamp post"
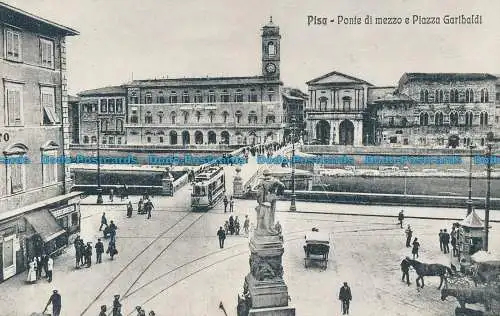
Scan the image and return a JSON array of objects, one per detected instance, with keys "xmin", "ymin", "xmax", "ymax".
[
  {"xmin": 289, "ymin": 118, "xmax": 297, "ymax": 212},
  {"xmin": 96, "ymin": 119, "xmax": 103, "ymax": 204},
  {"xmin": 467, "ymin": 144, "xmax": 476, "ymax": 215},
  {"xmin": 484, "ymin": 143, "xmax": 492, "ymax": 251},
  {"xmin": 403, "ymin": 166, "xmax": 409, "ymax": 196}
]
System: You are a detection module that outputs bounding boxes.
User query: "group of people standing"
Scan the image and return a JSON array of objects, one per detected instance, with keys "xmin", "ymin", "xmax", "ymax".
[
  {"xmin": 132, "ymin": 196, "xmax": 155, "ymax": 219},
  {"xmin": 400, "ymin": 210, "xmax": 420, "ymax": 259},
  {"xmin": 26, "ymin": 254, "xmax": 54, "ymax": 283},
  {"xmin": 217, "ymin": 215, "xmax": 251, "ymax": 248},
  {"xmin": 223, "ymin": 195, "xmax": 234, "ymax": 213}
]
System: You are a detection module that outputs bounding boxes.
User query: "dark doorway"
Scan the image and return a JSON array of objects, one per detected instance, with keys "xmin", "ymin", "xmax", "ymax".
[
  {"xmin": 339, "ymin": 119, "xmax": 355, "ymax": 145},
  {"xmin": 315, "ymin": 120, "xmax": 330, "ymax": 145}
]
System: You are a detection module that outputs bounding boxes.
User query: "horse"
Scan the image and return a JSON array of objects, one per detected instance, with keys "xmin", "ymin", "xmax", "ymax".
[
  {"xmin": 441, "ymin": 288, "xmax": 493, "ymax": 311},
  {"xmin": 406, "ymin": 257, "xmax": 453, "ymax": 289}
]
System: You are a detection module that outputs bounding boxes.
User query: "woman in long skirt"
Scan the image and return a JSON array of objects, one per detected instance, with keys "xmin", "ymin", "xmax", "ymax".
[{"xmin": 26, "ymin": 259, "xmax": 37, "ymax": 283}]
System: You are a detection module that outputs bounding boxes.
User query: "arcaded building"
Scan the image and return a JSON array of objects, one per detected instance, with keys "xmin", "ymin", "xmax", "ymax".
[{"xmin": 374, "ymin": 73, "xmax": 496, "ymax": 148}]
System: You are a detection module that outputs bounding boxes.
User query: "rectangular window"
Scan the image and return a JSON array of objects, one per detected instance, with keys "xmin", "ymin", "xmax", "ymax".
[
  {"xmin": 4, "ymin": 29, "xmax": 21, "ymax": 61},
  {"xmin": 117, "ymin": 137, "xmax": 122, "ymax": 144},
  {"xmin": 116, "ymin": 99, "xmax": 123, "ymax": 112},
  {"xmin": 169, "ymin": 95, "xmax": 177, "ymax": 103},
  {"xmin": 108, "ymin": 99, "xmax": 115, "ymax": 113},
  {"xmin": 221, "ymin": 94, "xmax": 229, "ymax": 103},
  {"xmin": 100, "ymin": 99, "xmax": 107, "ymax": 112},
  {"xmin": 250, "ymin": 94, "xmax": 258, "ymax": 102},
  {"xmin": 208, "ymin": 93, "xmax": 215, "ymax": 103},
  {"xmin": 71, "ymin": 212, "xmax": 79, "ymax": 227},
  {"xmin": 40, "ymin": 38, "xmax": 54, "ymax": 68},
  {"xmin": 58, "ymin": 216, "xmax": 69, "ymax": 229},
  {"xmin": 159, "ymin": 136, "xmax": 164, "ymax": 143},
  {"xmin": 42, "ymin": 151, "xmax": 58, "ymax": 185},
  {"xmin": 109, "ymin": 136, "xmax": 115, "ymax": 144},
  {"xmin": 4, "ymin": 82, "xmax": 23, "ymax": 126},
  {"xmin": 41, "ymin": 86, "xmax": 59, "ymax": 124},
  {"xmin": 183, "ymin": 94, "xmax": 190, "ymax": 103},
  {"xmin": 8, "ymin": 158, "xmax": 25, "ymax": 193},
  {"xmin": 194, "ymin": 95, "xmax": 202, "ymax": 103}
]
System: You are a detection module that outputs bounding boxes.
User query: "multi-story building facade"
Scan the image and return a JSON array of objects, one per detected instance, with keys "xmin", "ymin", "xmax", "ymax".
[
  {"xmin": 305, "ymin": 71, "xmax": 373, "ymax": 145},
  {"xmin": 282, "ymin": 87, "xmax": 308, "ymax": 142},
  {"xmin": 375, "ymin": 73, "xmax": 496, "ymax": 148},
  {"xmin": 0, "ymin": 3, "xmax": 80, "ymax": 282},
  {"xmin": 76, "ymin": 86, "xmax": 127, "ymax": 145},
  {"xmin": 124, "ymin": 20, "xmax": 284, "ymax": 147},
  {"xmin": 73, "ymin": 19, "xmax": 286, "ymax": 147}
]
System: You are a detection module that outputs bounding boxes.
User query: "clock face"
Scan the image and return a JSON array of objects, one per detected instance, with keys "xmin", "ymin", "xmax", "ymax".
[{"xmin": 266, "ymin": 63, "xmax": 276, "ymax": 74}]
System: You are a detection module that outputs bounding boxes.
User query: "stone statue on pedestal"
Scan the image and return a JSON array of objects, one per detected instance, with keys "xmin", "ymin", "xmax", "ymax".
[{"xmin": 254, "ymin": 169, "xmax": 285, "ymax": 236}]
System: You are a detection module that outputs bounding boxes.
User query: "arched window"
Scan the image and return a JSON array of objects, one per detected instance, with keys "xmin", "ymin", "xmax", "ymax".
[
  {"xmin": 169, "ymin": 131, "xmax": 178, "ymax": 145},
  {"xmin": 235, "ymin": 110, "xmax": 242, "ymax": 123},
  {"xmin": 145, "ymin": 93, "xmax": 153, "ymax": 104},
  {"xmin": 116, "ymin": 119, "xmax": 123, "ymax": 132},
  {"xmin": 4, "ymin": 143, "xmax": 28, "ymax": 193},
  {"xmin": 268, "ymin": 41, "xmax": 276, "ymax": 56},
  {"xmin": 249, "ymin": 88, "xmax": 258, "ymax": 102},
  {"xmin": 195, "ymin": 111, "xmax": 201, "ymax": 122},
  {"xmin": 91, "ymin": 136, "xmax": 97, "ymax": 143},
  {"xmin": 435, "ymin": 90, "xmax": 444, "ymax": 103},
  {"xmin": 101, "ymin": 119, "xmax": 109, "ymax": 131},
  {"xmin": 449, "ymin": 111, "xmax": 458, "ymax": 126},
  {"xmin": 420, "ymin": 90, "xmax": 425, "ymax": 102},
  {"xmin": 145, "ymin": 111, "xmax": 153, "ymax": 124},
  {"xmin": 208, "ymin": 111, "xmax": 215, "ymax": 123},
  {"xmin": 169, "ymin": 91, "xmax": 177, "ymax": 103},
  {"xmin": 248, "ymin": 111, "xmax": 257, "ymax": 124},
  {"xmin": 450, "ymin": 89, "xmax": 459, "ymax": 103},
  {"xmin": 157, "ymin": 91, "xmax": 165, "ymax": 103},
  {"xmin": 481, "ymin": 88, "xmax": 489, "ymax": 102},
  {"xmin": 419, "ymin": 112, "xmax": 429, "ymax": 126},
  {"xmin": 222, "ymin": 111, "xmax": 229, "ymax": 123},
  {"xmin": 130, "ymin": 107, "xmax": 138, "ymax": 124},
  {"xmin": 83, "ymin": 136, "xmax": 89, "ymax": 144},
  {"xmin": 480, "ymin": 111, "xmax": 488, "ymax": 126},
  {"xmin": 170, "ymin": 111, "xmax": 176, "ymax": 124},
  {"xmin": 434, "ymin": 111, "xmax": 444, "ymax": 126},
  {"xmin": 465, "ymin": 89, "xmax": 474, "ymax": 103},
  {"xmin": 401, "ymin": 117, "xmax": 408, "ymax": 127},
  {"xmin": 266, "ymin": 114, "xmax": 275, "ymax": 124},
  {"xmin": 319, "ymin": 97, "xmax": 328, "ymax": 110},
  {"xmin": 157, "ymin": 111, "xmax": 164, "ymax": 124},
  {"xmin": 183, "ymin": 111, "xmax": 189, "ymax": 124},
  {"xmin": 235, "ymin": 89, "xmax": 243, "ymax": 102},
  {"xmin": 182, "ymin": 90, "xmax": 190, "ymax": 103},
  {"xmin": 194, "ymin": 90, "xmax": 202, "ymax": 103},
  {"xmin": 465, "ymin": 111, "xmax": 473, "ymax": 126}
]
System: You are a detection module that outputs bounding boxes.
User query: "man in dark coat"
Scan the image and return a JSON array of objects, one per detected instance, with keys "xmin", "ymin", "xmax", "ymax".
[
  {"xmin": 146, "ymin": 199, "xmax": 154, "ymax": 219},
  {"xmin": 442, "ymin": 229, "xmax": 450, "ymax": 254},
  {"xmin": 85, "ymin": 242, "xmax": 93, "ymax": 267},
  {"xmin": 338, "ymin": 282, "xmax": 352, "ymax": 315},
  {"xmin": 400, "ymin": 257, "xmax": 411, "ymax": 285},
  {"xmin": 223, "ymin": 196, "xmax": 228, "ymax": 213},
  {"xmin": 112, "ymin": 294, "xmax": 122, "ymax": 316},
  {"xmin": 109, "ymin": 221, "xmax": 117, "ymax": 243},
  {"xmin": 95, "ymin": 238, "xmax": 104, "ymax": 264},
  {"xmin": 229, "ymin": 216, "xmax": 235, "ymax": 235},
  {"xmin": 100, "ymin": 212, "xmax": 108, "ymax": 231},
  {"xmin": 78, "ymin": 239, "xmax": 86, "ymax": 266},
  {"xmin": 398, "ymin": 210, "xmax": 404, "ymax": 228},
  {"xmin": 405, "ymin": 225, "xmax": 412, "ymax": 248},
  {"xmin": 217, "ymin": 226, "xmax": 226, "ymax": 249},
  {"xmin": 74, "ymin": 235, "xmax": 81, "ymax": 268},
  {"xmin": 439, "ymin": 229, "xmax": 444, "ymax": 252},
  {"xmin": 43, "ymin": 290, "xmax": 62, "ymax": 316}
]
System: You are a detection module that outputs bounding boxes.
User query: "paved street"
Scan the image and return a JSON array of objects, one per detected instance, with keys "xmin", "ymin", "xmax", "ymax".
[{"xmin": 0, "ymin": 163, "xmax": 498, "ymax": 315}]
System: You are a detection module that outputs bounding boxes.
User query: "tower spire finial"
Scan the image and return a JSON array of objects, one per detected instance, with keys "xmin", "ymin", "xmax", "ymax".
[{"xmin": 269, "ymin": 16, "xmax": 273, "ymax": 24}]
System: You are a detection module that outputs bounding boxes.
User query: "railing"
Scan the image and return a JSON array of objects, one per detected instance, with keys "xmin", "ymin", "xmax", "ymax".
[{"xmin": 172, "ymin": 173, "xmax": 190, "ymax": 193}]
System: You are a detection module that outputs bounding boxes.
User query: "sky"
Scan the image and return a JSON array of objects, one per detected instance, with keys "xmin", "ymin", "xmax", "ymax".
[{"xmin": 4, "ymin": 0, "xmax": 500, "ymax": 95}]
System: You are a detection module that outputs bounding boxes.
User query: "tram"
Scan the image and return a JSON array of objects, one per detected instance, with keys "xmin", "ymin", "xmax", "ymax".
[{"xmin": 191, "ymin": 166, "xmax": 226, "ymax": 211}]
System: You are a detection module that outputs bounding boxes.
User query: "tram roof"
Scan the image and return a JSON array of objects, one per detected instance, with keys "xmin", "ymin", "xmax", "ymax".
[{"xmin": 194, "ymin": 166, "xmax": 223, "ymax": 182}]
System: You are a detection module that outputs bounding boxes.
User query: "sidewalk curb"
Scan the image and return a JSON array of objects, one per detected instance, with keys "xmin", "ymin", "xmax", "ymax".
[{"xmin": 280, "ymin": 210, "xmax": 500, "ymax": 223}]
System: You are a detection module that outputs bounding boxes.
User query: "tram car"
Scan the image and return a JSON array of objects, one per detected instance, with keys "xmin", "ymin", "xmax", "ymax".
[{"xmin": 191, "ymin": 166, "xmax": 226, "ymax": 211}]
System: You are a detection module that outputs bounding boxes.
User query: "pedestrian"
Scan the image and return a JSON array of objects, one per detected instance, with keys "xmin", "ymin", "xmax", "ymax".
[
  {"xmin": 405, "ymin": 225, "xmax": 413, "ymax": 248},
  {"xmin": 46, "ymin": 256, "xmax": 53, "ymax": 282},
  {"xmin": 443, "ymin": 229, "xmax": 450, "ymax": 254},
  {"xmin": 121, "ymin": 184, "xmax": 128, "ymax": 201},
  {"xmin": 451, "ymin": 229, "xmax": 458, "ymax": 257},
  {"xmin": 275, "ymin": 221, "xmax": 282, "ymax": 234},
  {"xmin": 100, "ymin": 212, "xmax": 108, "ymax": 231},
  {"xmin": 112, "ymin": 294, "xmax": 122, "ymax": 316},
  {"xmin": 26, "ymin": 258, "xmax": 37, "ymax": 283},
  {"xmin": 146, "ymin": 199, "xmax": 154, "ymax": 219},
  {"xmin": 217, "ymin": 226, "xmax": 226, "ymax": 249},
  {"xmin": 43, "ymin": 290, "xmax": 61, "ymax": 316},
  {"xmin": 109, "ymin": 221, "xmax": 117, "ymax": 243},
  {"xmin": 338, "ymin": 282, "xmax": 352, "ymax": 315},
  {"xmin": 107, "ymin": 240, "xmax": 118, "ymax": 260},
  {"xmin": 243, "ymin": 215, "xmax": 250, "ymax": 234},
  {"xmin": 400, "ymin": 257, "xmax": 410, "ymax": 286},
  {"xmin": 135, "ymin": 306, "xmax": 146, "ymax": 316},
  {"xmin": 223, "ymin": 196, "xmax": 228, "ymax": 213},
  {"xmin": 398, "ymin": 210, "xmax": 404, "ymax": 228},
  {"xmin": 138, "ymin": 198, "xmax": 144, "ymax": 214},
  {"xmin": 109, "ymin": 188, "xmax": 114, "ymax": 202},
  {"xmin": 148, "ymin": 311, "xmax": 156, "ymax": 316},
  {"xmin": 35, "ymin": 255, "xmax": 42, "ymax": 280},
  {"xmin": 229, "ymin": 196, "xmax": 234, "ymax": 212},
  {"xmin": 41, "ymin": 254, "xmax": 49, "ymax": 278},
  {"xmin": 127, "ymin": 201, "xmax": 133, "ymax": 218},
  {"xmin": 79, "ymin": 239, "xmax": 86, "ymax": 266},
  {"xmin": 235, "ymin": 216, "xmax": 240, "ymax": 235},
  {"xmin": 224, "ymin": 220, "xmax": 229, "ymax": 235},
  {"xmin": 229, "ymin": 215, "xmax": 235, "ymax": 235},
  {"xmin": 439, "ymin": 229, "xmax": 444, "ymax": 252},
  {"xmin": 95, "ymin": 238, "xmax": 104, "ymax": 264},
  {"xmin": 99, "ymin": 305, "xmax": 107, "ymax": 316},
  {"xmin": 85, "ymin": 242, "xmax": 93, "ymax": 267},
  {"xmin": 74, "ymin": 235, "xmax": 81, "ymax": 268},
  {"xmin": 412, "ymin": 238, "xmax": 420, "ymax": 259}
]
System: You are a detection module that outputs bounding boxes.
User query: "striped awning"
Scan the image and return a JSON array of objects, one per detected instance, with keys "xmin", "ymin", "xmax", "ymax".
[{"xmin": 25, "ymin": 210, "xmax": 66, "ymax": 243}]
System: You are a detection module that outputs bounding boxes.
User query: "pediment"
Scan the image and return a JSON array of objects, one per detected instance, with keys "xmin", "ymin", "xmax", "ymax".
[{"xmin": 307, "ymin": 71, "xmax": 372, "ymax": 86}]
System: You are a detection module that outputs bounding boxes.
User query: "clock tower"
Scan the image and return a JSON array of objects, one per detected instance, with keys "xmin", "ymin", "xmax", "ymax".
[{"xmin": 261, "ymin": 16, "xmax": 281, "ymax": 79}]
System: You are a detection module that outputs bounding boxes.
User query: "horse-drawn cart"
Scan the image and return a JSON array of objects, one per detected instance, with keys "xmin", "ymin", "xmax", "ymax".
[{"xmin": 303, "ymin": 231, "xmax": 330, "ymax": 269}]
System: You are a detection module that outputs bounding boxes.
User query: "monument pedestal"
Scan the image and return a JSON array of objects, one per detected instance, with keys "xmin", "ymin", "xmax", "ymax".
[
  {"xmin": 233, "ymin": 166, "xmax": 243, "ymax": 198},
  {"xmin": 249, "ymin": 306, "xmax": 296, "ymax": 316}
]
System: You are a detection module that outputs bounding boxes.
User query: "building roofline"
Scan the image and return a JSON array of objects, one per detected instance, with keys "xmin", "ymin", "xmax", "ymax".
[
  {"xmin": 306, "ymin": 70, "xmax": 374, "ymax": 86},
  {"xmin": 0, "ymin": 2, "xmax": 79, "ymax": 36}
]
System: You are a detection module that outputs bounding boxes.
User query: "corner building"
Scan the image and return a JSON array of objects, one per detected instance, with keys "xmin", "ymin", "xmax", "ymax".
[
  {"xmin": 124, "ymin": 19, "xmax": 284, "ymax": 146},
  {"xmin": 0, "ymin": 3, "xmax": 81, "ymax": 282}
]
